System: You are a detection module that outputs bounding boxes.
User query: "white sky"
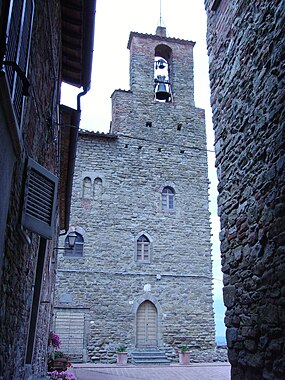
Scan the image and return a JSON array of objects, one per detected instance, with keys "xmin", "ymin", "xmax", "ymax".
[{"xmin": 61, "ymin": 0, "xmax": 225, "ymax": 339}]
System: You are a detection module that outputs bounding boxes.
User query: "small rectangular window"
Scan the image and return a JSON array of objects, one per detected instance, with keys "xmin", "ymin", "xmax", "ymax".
[{"xmin": 211, "ymin": 0, "xmax": 222, "ymax": 11}]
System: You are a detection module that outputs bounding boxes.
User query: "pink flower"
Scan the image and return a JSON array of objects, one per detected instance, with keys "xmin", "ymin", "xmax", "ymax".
[
  {"xmin": 48, "ymin": 331, "xmax": 61, "ymax": 349},
  {"xmin": 47, "ymin": 370, "xmax": 77, "ymax": 380}
]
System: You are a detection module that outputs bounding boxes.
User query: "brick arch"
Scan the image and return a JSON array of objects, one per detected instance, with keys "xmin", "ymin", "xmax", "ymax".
[{"xmin": 155, "ymin": 44, "xmax": 172, "ymax": 61}]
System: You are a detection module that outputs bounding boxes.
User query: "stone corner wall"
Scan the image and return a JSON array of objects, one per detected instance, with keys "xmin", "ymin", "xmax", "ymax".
[
  {"xmin": 205, "ymin": 1, "xmax": 285, "ymax": 379},
  {"xmin": 0, "ymin": 2, "xmax": 61, "ymax": 379}
]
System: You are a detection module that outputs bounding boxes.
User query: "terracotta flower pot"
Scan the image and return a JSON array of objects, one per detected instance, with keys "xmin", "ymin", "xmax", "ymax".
[
  {"xmin": 53, "ymin": 357, "xmax": 68, "ymax": 371},
  {"xmin": 116, "ymin": 352, "xmax": 128, "ymax": 365},
  {"xmin": 179, "ymin": 351, "xmax": 190, "ymax": 365}
]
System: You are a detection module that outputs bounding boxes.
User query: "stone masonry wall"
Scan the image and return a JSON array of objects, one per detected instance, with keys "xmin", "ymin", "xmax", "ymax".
[
  {"xmin": 0, "ymin": 2, "xmax": 61, "ymax": 379},
  {"xmin": 55, "ymin": 30, "xmax": 217, "ymax": 363},
  {"xmin": 205, "ymin": 1, "xmax": 285, "ymax": 379},
  {"xmin": 56, "ymin": 124, "xmax": 216, "ymax": 361}
]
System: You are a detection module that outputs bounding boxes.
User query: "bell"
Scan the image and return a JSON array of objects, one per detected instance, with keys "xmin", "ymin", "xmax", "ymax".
[
  {"xmin": 155, "ymin": 75, "xmax": 171, "ymax": 101},
  {"xmin": 157, "ymin": 59, "xmax": 166, "ymax": 69}
]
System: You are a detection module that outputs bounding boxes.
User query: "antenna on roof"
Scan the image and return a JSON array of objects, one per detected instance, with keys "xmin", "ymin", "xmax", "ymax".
[
  {"xmin": 156, "ymin": 0, "xmax": 167, "ymax": 37},
  {"xmin": 157, "ymin": 0, "xmax": 166, "ymax": 29}
]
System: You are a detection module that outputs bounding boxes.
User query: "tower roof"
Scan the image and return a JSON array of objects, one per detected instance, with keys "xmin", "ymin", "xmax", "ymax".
[{"xmin": 127, "ymin": 30, "xmax": 195, "ymax": 50}]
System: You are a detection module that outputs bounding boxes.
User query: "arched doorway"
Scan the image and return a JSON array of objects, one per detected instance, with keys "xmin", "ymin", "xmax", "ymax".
[{"xmin": 136, "ymin": 300, "xmax": 158, "ymax": 348}]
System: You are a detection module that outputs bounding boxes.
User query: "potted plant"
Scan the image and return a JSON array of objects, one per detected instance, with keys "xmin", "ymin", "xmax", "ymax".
[
  {"xmin": 47, "ymin": 331, "xmax": 70, "ymax": 372},
  {"xmin": 48, "ymin": 350, "xmax": 69, "ymax": 371},
  {"xmin": 116, "ymin": 345, "xmax": 128, "ymax": 365},
  {"xmin": 178, "ymin": 345, "xmax": 191, "ymax": 365}
]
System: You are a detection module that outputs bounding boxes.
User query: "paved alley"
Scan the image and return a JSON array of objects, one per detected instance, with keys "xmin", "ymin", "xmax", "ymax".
[{"xmin": 72, "ymin": 362, "xmax": 230, "ymax": 380}]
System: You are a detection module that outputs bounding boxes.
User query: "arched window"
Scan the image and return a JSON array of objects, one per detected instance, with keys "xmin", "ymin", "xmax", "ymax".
[
  {"xmin": 162, "ymin": 186, "xmax": 175, "ymax": 211},
  {"xmin": 82, "ymin": 177, "xmax": 92, "ymax": 198},
  {"xmin": 136, "ymin": 235, "xmax": 150, "ymax": 263},
  {"xmin": 94, "ymin": 177, "xmax": 103, "ymax": 197},
  {"xmin": 64, "ymin": 232, "xmax": 84, "ymax": 257}
]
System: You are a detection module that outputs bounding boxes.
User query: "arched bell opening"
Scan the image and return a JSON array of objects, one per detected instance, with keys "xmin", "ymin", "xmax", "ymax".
[{"xmin": 154, "ymin": 44, "xmax": 173, "ymax": 102}]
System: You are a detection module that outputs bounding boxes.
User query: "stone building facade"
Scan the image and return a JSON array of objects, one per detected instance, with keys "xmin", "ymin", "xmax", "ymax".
[
  {"xmin": 205, "ymin": 1, "xmax": 285, "ymax": 379},
  {"xmin": 54, "ymin": 27, "xmax": 217, "ymax": 363},
  {"xmin": 0, "ymin": 1, "xmax": 95, "ymax": 379}
]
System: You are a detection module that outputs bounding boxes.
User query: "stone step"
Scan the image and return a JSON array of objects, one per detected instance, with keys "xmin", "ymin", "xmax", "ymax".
[{"xmin": 131, "ymin": 350, "xmax": 171, "ymax": 365}]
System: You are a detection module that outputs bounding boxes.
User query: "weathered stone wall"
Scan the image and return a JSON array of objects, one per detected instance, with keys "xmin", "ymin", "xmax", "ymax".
[
  {"xmin": 55, "ymin": 30, "xmax": 217, "ymax": 363},
  {"xmin": 0, "ymin": 2, "xmax": 61, "ymax": 379},
  {"xmin": 205, "ymin": 0, "xmax": 285, "ymax": 378}
]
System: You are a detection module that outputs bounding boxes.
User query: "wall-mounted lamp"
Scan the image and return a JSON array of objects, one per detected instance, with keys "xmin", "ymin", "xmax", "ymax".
[{"xmin": 54, "ymin": 231, "xmax": 77, "ymax": 250}]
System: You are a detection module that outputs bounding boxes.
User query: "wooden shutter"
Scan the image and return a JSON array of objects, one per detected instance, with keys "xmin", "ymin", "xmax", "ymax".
[{"xmin": 21, "ymin": 157, "xmax": 58, "ymax": 239}]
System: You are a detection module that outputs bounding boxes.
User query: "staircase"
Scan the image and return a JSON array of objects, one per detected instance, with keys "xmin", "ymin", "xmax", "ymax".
[{"xmin": 131, "ymin": 349, "xmax": 171, "ymax": 365}]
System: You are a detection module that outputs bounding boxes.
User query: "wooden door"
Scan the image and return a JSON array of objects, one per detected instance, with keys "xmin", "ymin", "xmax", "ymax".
[
  {"xmin": 55, "ymin": 310, "xmax": 85, "ymax": 362},
  {"xmin": 136, "ymin": 301, "xmax": 157, "ymax": 347}
]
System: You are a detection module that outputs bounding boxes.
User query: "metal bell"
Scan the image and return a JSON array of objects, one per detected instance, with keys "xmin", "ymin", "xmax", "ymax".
[
  {"xmin": 155, "ymin": 75, "xmax": 171, "ymax": 101},
  {"xmin": 157, "ymin": 59, "xmax": 166, "ymax": 69}
]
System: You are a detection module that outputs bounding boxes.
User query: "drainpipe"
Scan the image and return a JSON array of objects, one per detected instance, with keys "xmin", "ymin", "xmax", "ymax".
[
  {"xmin": 61, "ymin": 0, "xmax": 96, "ymax": 235},
  {"xmin": 61, "ymin": 87, "xmax": 90, "ymax": 237}
]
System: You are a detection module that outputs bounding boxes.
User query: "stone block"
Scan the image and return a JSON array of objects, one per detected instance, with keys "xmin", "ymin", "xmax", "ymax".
[
  {"xmin": 259, "ymin": 304, "xmax": 279, "ymax": 325},
  {"xmin": 223, "ymin": 285, "xmax": 236, "ymax": 308},
  {"xmin": 226, "ymin": 327, "xmax": 239, "ymax": 348}
]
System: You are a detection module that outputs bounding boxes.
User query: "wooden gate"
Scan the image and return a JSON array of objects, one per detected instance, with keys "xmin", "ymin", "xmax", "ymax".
[
  {"xmin": 54, "ymin": 309, "xmax": 85, "ymax": 362},
  {"xmin": 136, "ymin": 301, "xmax": 158, "ymax": 347}
]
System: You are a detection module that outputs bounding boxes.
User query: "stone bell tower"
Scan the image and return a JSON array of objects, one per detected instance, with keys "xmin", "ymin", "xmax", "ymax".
[
  {"xmin": 111, "ymin": 26, "xmax": 196, "ymax": 134},
  {"xmin": 130, "ymin": 26, "xmax": 194, "ymax": 103},
  {"xmin": 54, "ymin": 27, "xmax": 218, "ymax": 364}
]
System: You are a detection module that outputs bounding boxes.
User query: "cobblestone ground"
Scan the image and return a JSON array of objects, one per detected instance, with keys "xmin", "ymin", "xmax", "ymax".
[{"xmin": 72, "ymin": 363, "xmax": 230, "ymax": 380}]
